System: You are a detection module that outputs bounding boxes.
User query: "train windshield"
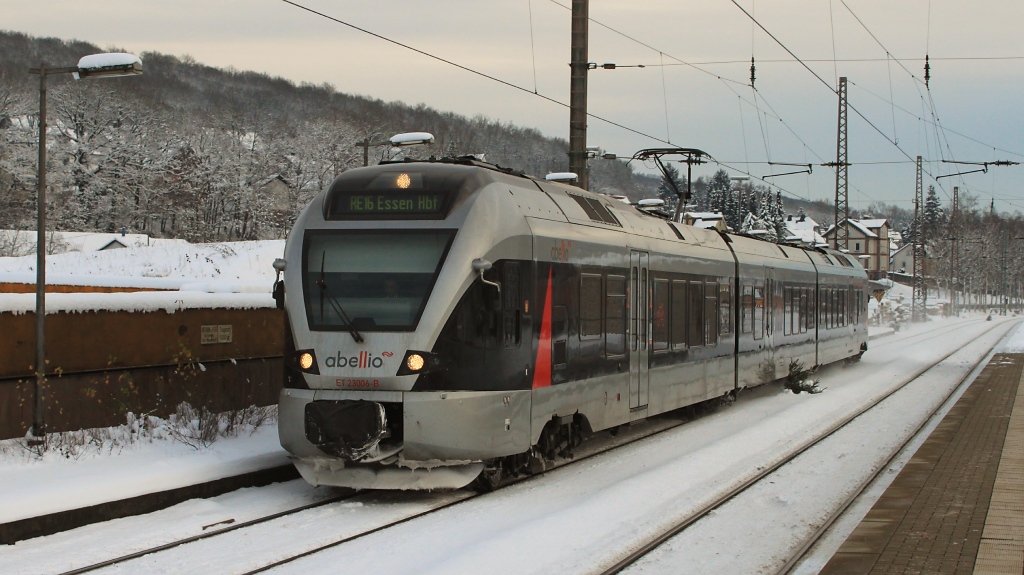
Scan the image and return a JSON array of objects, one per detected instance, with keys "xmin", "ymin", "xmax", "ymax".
[{"xmin": 303, "ymin": 230, "xmax": 456, "ymax": 331}]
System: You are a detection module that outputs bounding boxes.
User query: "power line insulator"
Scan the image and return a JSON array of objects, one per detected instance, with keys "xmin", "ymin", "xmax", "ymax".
[
  {"xmin": 750, "ymin": 57, "xmax": 756, "ymax": 88},
  {"xmin": 924, "ymin": 54, "xmax": 931, "ymax": 88}
]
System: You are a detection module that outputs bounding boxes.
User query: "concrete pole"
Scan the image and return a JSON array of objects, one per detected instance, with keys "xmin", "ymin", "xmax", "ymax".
[{"xmin": 568, "ymin": 0, "xmax": 589, "ymax": 190}]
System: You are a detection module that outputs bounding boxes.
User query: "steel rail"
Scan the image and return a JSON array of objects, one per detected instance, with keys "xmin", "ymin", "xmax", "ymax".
[
  {"xmin": 595, "ymin": 319, "xmax": 1010, "ymax": 575},
  {"xmin": 54, "ymin": 491, "xmax": 358, "ymax": 575},
  {"xmin": 774, "ymin": 319, "xmax": 1022, "ymax": 575}
]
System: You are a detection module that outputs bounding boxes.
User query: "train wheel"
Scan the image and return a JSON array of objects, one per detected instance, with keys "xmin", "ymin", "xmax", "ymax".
[{"xmin": 472, "ymin": 465, "xmax": 504, "ymax": 492}]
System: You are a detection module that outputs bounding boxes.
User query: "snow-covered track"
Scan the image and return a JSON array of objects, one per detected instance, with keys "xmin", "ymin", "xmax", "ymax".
[
  {"xmin": 231, "ymin": 413, "xmax": 699, "ymax": 575},
  {"xmin": 597, "ymin": 319, "xmax": 1012, "ymax": 575},
  {"xmin": 773, "ymin": 320, "xmax": 1020, "ymax": 575},
  {"xmin": 53, "ymin": 491, "xmax": 358, "ymax": 575}
]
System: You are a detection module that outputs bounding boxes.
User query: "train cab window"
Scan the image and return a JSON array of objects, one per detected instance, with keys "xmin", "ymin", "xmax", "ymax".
[
  {"xmin": 605, "ymin": 275, "xmax": 626, "ymax": 357},
  {"xmin": 672, "ymin": 280, "xmax": 688, "ymax": 349},
  {"xmin": 741, "ymin": 284, "xmax": 753, "ymax": 334},
  {"xmin": 579, "ymin": 274, "xmax": 602, "ymax": 340},
  {"xmin": 503, "ymin": 262, "xmax": 522, "ymax": 347},
  {"xmin": 652, "ymin": 279, "xmax": 669, "ymax": 352},
  {"xmin": 705, "ymin": 282, "xmax": 718, "ymax": 346},
  {"xmin": 688, "ymin": 281, "xmax": 705, "ymax": 347},
  {"xmin": 552, "ymin": 306, "xmax": 568, "ymax": 369},
  {"xmin": 451, "ymin": 282, "xmax": 500, "ymax": 347},
  {"xmin": 719, "ymin": 283, "xmax": 731, "ymax": 337},
  {"xmin": 303, "ymin": 230, "xmax": 455, "ymax": 332},
  {"xmin": 753, "ymin": 284, "xmax": 764, "ymax": 340}
]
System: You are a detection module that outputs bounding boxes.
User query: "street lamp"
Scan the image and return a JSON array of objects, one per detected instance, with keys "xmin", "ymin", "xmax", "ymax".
[{"xmin": 27, "ymin": 53, "xmax": 143, "ymax": 446}]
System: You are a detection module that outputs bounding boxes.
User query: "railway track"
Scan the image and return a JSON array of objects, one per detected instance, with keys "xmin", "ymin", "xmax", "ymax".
[
  {"xmin": 41, "ymin": 319, "xmax": 992, "ymax": 575},
  {"xmin": 596, "ymin": 318, "xmax": 1015, "ymax": 575},
  {"xmin": 774, "ymin": 320, "xmax": 1020, "ymax": 575}
]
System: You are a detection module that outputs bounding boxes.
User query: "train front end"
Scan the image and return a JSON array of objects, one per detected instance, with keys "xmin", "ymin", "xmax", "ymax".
[{"xmin": 277, "ymin": 161, "xmax": 534, "ymax": 490}]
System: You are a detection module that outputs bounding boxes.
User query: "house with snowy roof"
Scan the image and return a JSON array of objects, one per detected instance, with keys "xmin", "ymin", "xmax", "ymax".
[
  {"xmin": 781, "ymin": 213, "xmax": 826, "ymax": 247},
  {"xmin": 822, "ymin": 218, "xmax": 891, "ymax": 280},
  {"xmin": 891, "ymin": 243, "xmax": 934, "ymax": 276},
  {"xmin": 682, "ymin": 211, "xmax": 728, "ymax": 232}
]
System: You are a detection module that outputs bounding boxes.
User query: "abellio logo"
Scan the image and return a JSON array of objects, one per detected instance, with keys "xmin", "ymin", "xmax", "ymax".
[{"xmin": 325, "ymin": 350, "xmax": 389, "ymax": 369}]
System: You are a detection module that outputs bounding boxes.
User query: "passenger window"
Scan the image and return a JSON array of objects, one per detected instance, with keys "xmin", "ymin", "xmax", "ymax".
[
  {"xmin": 741, "ymin": 284, "xmax": 753, "ymax": 334},
  {"xmin": 579, "ymin": 274, "xmax": 602, "ymax": 340},
  {"xmin": 783, "ymin": 286, "xmax": 792, "ymax": 336},
  {"xmin": 719, "ymin": 283, "xmax": 731, "ymax": 337},
  {"xmin": 799, "ymin": 288, "xmax": 808, "ymax": 333},
  {"xmin": 605, "ymin": 275, "xmax": 626, "ymax": 357},
  {"xmin": 688, "ymin": 281, "xmax": 704, "ymax": 347},
  {"xmin": 753, "ymin": 284, "xmax": 764, "ymax": 340},
  {"xmin": 652, "ymin": 279, "xmax": 669, "ymax": 352},
  {"xmin": 630, "ymin": 267, "xmax": 639, "ymax": 352},
  {"xmin": 820, "ymin": 288, "xmax": 828, "ymax": 329},
  {"xmin": 705, "ymin": 282, "xmax": 718, "ymax": 346},
  {"xmin": 672, "ymin": 280, "xmax": 688, "ymax": 349}
]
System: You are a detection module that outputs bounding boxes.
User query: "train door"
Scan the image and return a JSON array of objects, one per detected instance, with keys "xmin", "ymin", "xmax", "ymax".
[{"xmin": 629, "ymin": 251, "xmax": 650, "ymax": 409}]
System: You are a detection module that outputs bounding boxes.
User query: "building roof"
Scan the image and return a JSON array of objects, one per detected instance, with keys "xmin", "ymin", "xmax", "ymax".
[
  {"xmin": 858, "ymin": 219, "xmax": 888, "ymax": 230},
  {"xmin": 823, "ymin": 218, "xmax": 878, "ymax": 239}
]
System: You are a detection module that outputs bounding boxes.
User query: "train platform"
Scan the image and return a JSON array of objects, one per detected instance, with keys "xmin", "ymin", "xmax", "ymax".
[{"xmin": 819, "ymin": 352, "xmax": 1024, "ymax": 575}]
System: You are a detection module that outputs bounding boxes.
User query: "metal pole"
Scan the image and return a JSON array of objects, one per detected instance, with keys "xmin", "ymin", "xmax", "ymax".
[
  {"xmin": 832, "ymin": 77, "xmax": 849, "ymax": 252},
  {"xmin": 31, "ymin": 64, "xmax": 47, "ymax": 445},
  {"xmin": 568, "ymin": 0, "xmax": 589, "ymax": 189},
  {"xmin": 949, "ymin": 186, "xmax": 959, "ymax": 316},
  {"xmin": 911, "ymin": 156, "xmax": 926, "ymax": 322}
]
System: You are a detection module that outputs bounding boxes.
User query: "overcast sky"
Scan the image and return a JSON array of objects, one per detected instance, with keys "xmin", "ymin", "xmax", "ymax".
[{"xmin": 6, "ymin": 0, "xmax": 1023, "ymax": 212}]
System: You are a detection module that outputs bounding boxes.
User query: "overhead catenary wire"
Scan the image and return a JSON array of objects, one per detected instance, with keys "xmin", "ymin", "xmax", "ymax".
[
  {"xmin": 276, "ymin": 0, "xmax": 674, "ymax": 147},
  {"xmin": 726, "ymin": 0, "xmax": 979, "ymax": 198},
  {"xmin": 277, "ymin": 0, "xmax": 816, "ymax": 202},
  {"xmin": 547, "ymin": 0, "xmax": 1014, "ymax": 208}
]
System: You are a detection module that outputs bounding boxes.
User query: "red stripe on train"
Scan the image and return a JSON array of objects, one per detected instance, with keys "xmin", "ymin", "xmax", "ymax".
[{"xmin": 532, "ymin": 268, "xmax": 553, "ymax": 389}]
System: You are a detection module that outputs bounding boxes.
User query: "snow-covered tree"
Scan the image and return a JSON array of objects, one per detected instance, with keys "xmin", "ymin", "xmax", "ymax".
[
  {"xmin": 923, "ymin": 185, "xmax": 943, "ymax": 240},
  {"xmin": 656, "ymin": 163, "xmax": 684, "ymax": 211}
]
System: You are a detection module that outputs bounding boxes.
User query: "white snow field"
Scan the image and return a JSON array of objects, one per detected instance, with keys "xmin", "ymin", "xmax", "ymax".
[{"xmin": 0, "ymin": 314, "xmax": 1016, "ymax": 575}]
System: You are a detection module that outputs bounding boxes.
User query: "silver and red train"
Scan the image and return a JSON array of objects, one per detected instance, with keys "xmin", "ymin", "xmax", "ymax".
[{"xmin": 274, "ymin": 153, "xmax": 868, "ymax": 490}]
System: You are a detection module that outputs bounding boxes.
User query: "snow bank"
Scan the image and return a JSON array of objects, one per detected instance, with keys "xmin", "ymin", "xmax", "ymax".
[
  {"xmin": 0, "ymin": 239, "xmax": 284, "ymax": 312},
  {"xmin": 0, "ymin": 291, "xmax": 275, "ymax": 315},
  {"xmin": 999, "ymin": 322, "xmax": 1024, "ymax": 353}
]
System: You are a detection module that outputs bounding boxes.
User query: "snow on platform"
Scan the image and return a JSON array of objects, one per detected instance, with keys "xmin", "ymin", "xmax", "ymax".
[{"xmin": 0, "ymin": 425, "xmax": 288, "ymax": 525}]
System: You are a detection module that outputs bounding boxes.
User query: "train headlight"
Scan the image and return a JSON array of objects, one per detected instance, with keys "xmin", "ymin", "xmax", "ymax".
[
  {"xmin": 397, "ymin": 350, "xmax": 441, "ymax": 376},
  {"xmin": 288, "ymin": 349, "xmax": 320, "ymax": 375},
  {"xmin": 406, "ymin": 354, "xmax": 425, "ymax": 372},
  {"xmin": 396, "ymin": 173, "xmax": 412, "ymax": 189}
]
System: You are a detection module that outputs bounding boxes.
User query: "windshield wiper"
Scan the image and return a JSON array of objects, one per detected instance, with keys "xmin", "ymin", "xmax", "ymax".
[{"xmin": 316, "ymin": 253, "xmax": 364, "ymax": 343}]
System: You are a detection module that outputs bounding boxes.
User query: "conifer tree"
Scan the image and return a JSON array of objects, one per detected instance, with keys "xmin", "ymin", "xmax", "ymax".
[
  {"xmin": 656, "ymin": 163, "xmax": 685, "ymax": 211},
  {"xmin": 923, "ymin": 185, "xmax": 943, "ymax": 239}
]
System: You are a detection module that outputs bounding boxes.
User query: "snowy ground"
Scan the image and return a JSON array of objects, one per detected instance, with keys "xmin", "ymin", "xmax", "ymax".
[
  {"xmin": 0, "ymin": 423, "xmax": 288, "ymax": 525},
  {"xmin": 0, "ymin": 240, "xmax": 283, "ymax": 295},
  {"xmin": 0, "ymin": 314, "xmax": 1017, "ymax": 575}
]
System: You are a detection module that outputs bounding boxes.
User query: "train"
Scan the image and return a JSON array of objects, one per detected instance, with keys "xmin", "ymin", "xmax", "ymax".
[{"xmin": 274, "ymin": 149, "xmax": 869, "ymax": 490}]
